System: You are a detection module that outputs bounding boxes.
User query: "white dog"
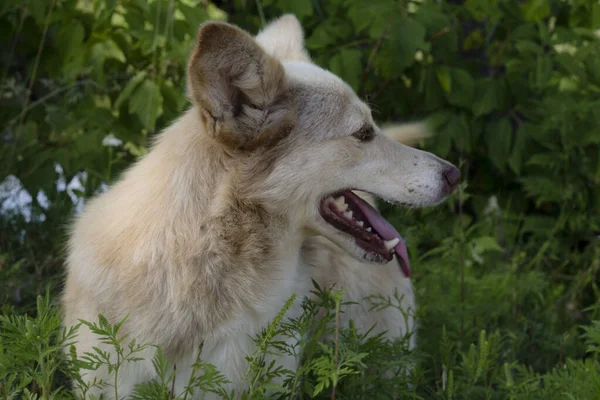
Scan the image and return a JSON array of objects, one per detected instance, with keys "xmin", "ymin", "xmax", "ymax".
[{"xmin": 62, "ymin": 15, "xmax": 459, "ymax": 398}]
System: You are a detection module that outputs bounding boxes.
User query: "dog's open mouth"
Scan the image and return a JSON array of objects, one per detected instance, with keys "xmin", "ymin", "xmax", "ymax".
[{"xmin": 319, "ymin": 190, "xmax": 411, "ymax": 278}]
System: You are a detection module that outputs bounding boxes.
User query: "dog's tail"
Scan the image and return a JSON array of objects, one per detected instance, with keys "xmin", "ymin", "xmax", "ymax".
[{"xmin": 381, "ymin": 122, "xmax": 432, "ymax": 146}]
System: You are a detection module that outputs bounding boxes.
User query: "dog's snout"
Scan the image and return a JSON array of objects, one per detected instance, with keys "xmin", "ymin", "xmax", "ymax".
[{"xmin": 442, "ymin": 166, "xmax": 460, "ymax": 194}]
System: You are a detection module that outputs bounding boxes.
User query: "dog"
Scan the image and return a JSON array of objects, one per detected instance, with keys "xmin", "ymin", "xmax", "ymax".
[{"xmin": 62, "ymin": 15, "xmax": 459, "ymax": 398}]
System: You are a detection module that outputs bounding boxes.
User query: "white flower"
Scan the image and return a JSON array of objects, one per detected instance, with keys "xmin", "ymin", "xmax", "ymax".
[{"xmin": 102, "ymin": 134, "xmax": 123, "ymax": 147}]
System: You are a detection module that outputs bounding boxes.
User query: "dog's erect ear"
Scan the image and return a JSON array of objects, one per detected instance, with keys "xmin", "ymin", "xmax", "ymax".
[
  {"xmin": 188, "ymin": 22, "xmax": 295, "ymax": 150},
  {"xmin": 255, "ymin": 14, "xmax": 311, "ymax": 62}
]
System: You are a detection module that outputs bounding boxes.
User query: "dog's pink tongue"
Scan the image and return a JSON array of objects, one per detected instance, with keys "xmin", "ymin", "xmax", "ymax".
[{"xmin": 344, "ymin": 191, "xmax": 412, "ymax": 278}]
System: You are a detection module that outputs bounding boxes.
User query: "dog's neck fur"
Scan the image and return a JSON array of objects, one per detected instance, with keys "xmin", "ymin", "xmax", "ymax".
[{"xmin": 77, "ymin": 108, "xmax": 304, "ymax": 355}]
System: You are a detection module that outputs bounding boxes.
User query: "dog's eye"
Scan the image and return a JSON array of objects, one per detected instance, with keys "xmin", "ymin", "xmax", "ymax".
[{"xmin": 352, "ymin": 126, "xmax": 375, "ymax": 142}]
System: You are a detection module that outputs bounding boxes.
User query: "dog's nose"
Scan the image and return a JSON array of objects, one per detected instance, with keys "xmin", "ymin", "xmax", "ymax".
[{"xmin": 442, "ymin": 166, "xmax": 460, "ymax": 194}]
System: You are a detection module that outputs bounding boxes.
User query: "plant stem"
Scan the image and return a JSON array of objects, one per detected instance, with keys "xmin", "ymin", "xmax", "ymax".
[
  {"xmin": 114, "ymin": 353, "xmax": 120, "ymax": 400},
  {"xmin": 331, "ymin": 296, "xmax": 341, "ymax": 400},
  {"xmin": 254, "ymin": 0, "xmax": 266, "ymax": 27},
  {"xmin": 183, "ymin": 343, "xmax": 203, "ymax": 400},
  {"xmin": 170, "ymin": 364, "xmax": 176, "ymax": 400},
  {"xmin": 459, "ymin": 160, "xmax": 466, "ymax": 337}
]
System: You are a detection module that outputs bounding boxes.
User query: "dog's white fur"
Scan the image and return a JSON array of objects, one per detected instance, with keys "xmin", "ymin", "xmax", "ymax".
[{"xmin": 62, "ymin": 15, "xmax": 456, "ymax": 398}]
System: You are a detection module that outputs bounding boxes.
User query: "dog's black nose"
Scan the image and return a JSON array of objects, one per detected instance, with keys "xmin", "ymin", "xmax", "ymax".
[{"xmin": 442, "ymin": 166, "xmax": 461, "ymax": 194}]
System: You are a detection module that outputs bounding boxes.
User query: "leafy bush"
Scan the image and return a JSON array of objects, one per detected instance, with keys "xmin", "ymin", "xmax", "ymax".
[{"xmin": 1, "ymin": 0, "xmax": 600, "ymax": 398}]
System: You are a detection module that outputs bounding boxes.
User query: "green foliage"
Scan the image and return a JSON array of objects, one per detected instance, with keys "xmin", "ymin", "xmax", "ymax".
[
  {"xmin": 2, "ymin": 289, "xmax": 600, "ymax": 399},
  {"xmin": 2, "ymin": 0, "xmax": 600, "ymax": 398},
  {"xmin": 0, "ymin": 291, "xmax": 80, "ymax": 399}
]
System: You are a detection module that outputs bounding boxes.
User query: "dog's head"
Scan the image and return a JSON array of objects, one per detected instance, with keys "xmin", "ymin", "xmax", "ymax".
[{"xmin": 187, "ymin": 15, "xmax": 459, "ymax": 277}]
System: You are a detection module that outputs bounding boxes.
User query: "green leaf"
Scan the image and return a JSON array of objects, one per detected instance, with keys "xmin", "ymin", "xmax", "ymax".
[
  {"xmin": 473, "ymin": 79, "xmax": 500, "ymax": 117},
  {"xmin": 593, "ymin": 3, "xmax": 600, "ymax": 29},
  {"xmin": 90, "ymin": 39, "xmax": 126, "ymax": 64},
  {"xmin": 446, "ymin": 69, "xmax": 475, "ymax": 108},
  {"xmin": 160, "ymin": 81, "xmax": 187, "ymax": 117},
  {"xmin": 124, "ymin": 142, "xmax": 148, "ymax": 157},
  {"xmin": 521, "ymin": 215, "xmax": 557, "ymax": 234},
  {"xmin": 115, "ymin": 71, "xmax": 147, "ymax": 110},
  {"xmin": 535, "ymin": 56, "xmax": 552, "ymax": 88},
  {"xmin": 527, "ymin": 153, "xmax": 557, "ymax": 168},
  {"xmin": 436, "ymin": 66, "xmax": 452, "ymax": 93},
  {"xmin": 415, "ymin": 3, "xmax": 449, "ymax": 34},
  {"xmin": 276, "ymin": 0, "xmax": 313, "ymax": 20},
  {"xmin": 427, "ymin": 110, "xmax": 453, "ymax": 132},
  {"xmin": 306, "ymin": 24, "xmax": 337, "ymax": 50},
  {"xmin": 374, "ymin": 17, "xmax": 427, "ymax": 77},
  {"xmin": 29, "ymin": 2, "xmax": 48, "ymax": 25},
  {"xmin": 56, "ymin": 22, "xmax": 86, "ymax": 79},
  {"xmin": 472, "ymin": 236, "xmax": 504, "ymax": 253},
  {"xmin": 329, "ymin": 49, "xmax": 362, "ymax": 91},
  {"xmin": 178, "ymin": 3, "xmax": 209, "ymax": 36},
  {"xmin": 422, "ymin": 67, "xmax": 445, "ymax": 111},
  {"xmin": 57, "ymin": 22, "xmax": 85, "ymax": 59},
  {"xmin": 521, "ymin": 0, "xmax": 551, "ymax": 22},
  {"xmin": 485, "ymin": 117, "xmax": 512, "ymax": 171},
  {"xmin": 508, "ymin": 124, "xmax": 528, "ymax": 175},
  {"xmin": 17, "ymin": 121, "xmax": 39, "ymax": 151},
  {"xmin": 515, "ymin": 40, "xmax": 542, "ymax": 55},
  {"xmin": 347, "ymin": 0, "xmax": 397, "ymax": 37},
  {"xmin": 441, "ymin": 113, "xmax": 470, "ymax": 153},
  {"xmin": 89, "ymin": 39, "xmax": 126, "ymax": 82},
  {"xmin": 429, "ymin": 113, "xmax": 456, "ymax": 157},
  {"xmin": 306, "ymin": 20, "xmax": 352, "ymax": 50},
  {"xmin": 129, "ymin": 80, "xmax": 163, "ymax": 131}
]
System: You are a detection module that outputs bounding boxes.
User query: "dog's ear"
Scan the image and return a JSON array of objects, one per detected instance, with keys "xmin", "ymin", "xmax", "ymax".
[
  {"xmin": 255, "ymin": 14, "xmax": 311, "ymax": 62},
  {"xmin": 188, "ymin": 22, "xmax": 295, "ymax": 150}
]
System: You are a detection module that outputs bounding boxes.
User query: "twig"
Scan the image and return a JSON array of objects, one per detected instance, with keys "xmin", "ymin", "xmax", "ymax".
[
  {"xmin": 334, "ymin": 38, "xmax": 373, "ymax": 51},
  {"xmin": 508, "ymin": 109, "xmax": 524, "ymax": 126},
  {"xmin": 1, "ymin": 4, "xmax": 28, "ymax": 88},
  {"xmin": 458, "ymin": 157, "xmax": 466, "ymax": 337},
  {"xmin": 6, "ymin": 0, "xmax": 57, "ymax": 170},
  {"xmin": 170, "ymin": 364, "xmax": 177, "ymax": 400},
  {"xmin": 359, "ymin": 16, "xmax": 395, "ymax": 96},
  {"xmin": 19, "ymin": 0, "xmax": 56, "ymax": 127},
  {"xmin": 5, "ymin": 79, "xmax": 101, "ymax": 128},
  {"xmin": 371, "ymin": 78, "xmax": 392, "ymax": 101},
  {"xmin": 430, "ymin": 27, "xmax": 450, "ymax": 41}
]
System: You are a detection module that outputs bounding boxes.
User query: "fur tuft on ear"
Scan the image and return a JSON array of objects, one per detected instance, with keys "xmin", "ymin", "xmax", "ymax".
[
  {"xmin": 382, "ymin": 122, "xmax": 432, "ymax": 146},
  {"xmin": 187, "ymin": 21, "xmax": 296, "ymax": 150},
  {"xmin": 255, "ymin": 14, "xmax": 311, "ymax": 62}
]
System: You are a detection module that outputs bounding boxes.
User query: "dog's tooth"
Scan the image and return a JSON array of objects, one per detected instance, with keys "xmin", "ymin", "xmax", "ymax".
[
  {"xmin": 343, "ymin": 211, "xmax": 353, "ymax": 219},
  {"xmin": 333, "ymin": 196, "xmax": 348, "ymax": 211},
  {"xmin": 366, "ymin": 227, "xmax": 372, "ymax": 232},
  {"xmin": 356, "ymin": 221, "xmax": 364, "ymax": 227},
  {"xmin": 384, "ymin": 238, "xmax": 400, "ymax": 250}
]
